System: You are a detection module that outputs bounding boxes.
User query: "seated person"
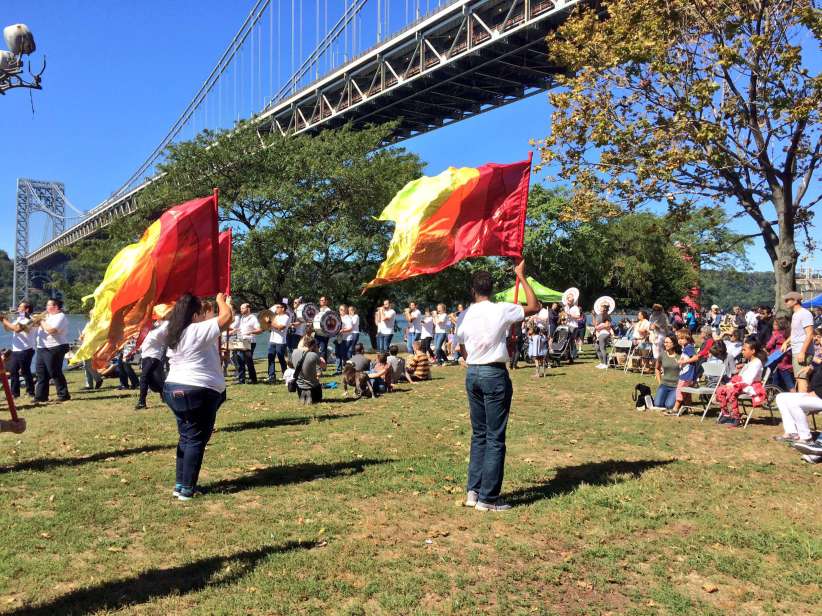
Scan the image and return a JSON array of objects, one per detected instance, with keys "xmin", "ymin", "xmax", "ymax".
[
  {"xmin": 723, "ymin": 331, "xmax": 744, "ymax": 376},
  {"xmin": 292, "ymin": 337, "xmax": 325, "ymax": 404},
  {"xmin": 406, "ymin": 340, "xmax": 431, "ymax": 382},
  {"xmin": 387, "ymin": 344, "xmax": 412, "ymax": 383},
  {"xmin": 680, "ymin": 325, "xmax": 714, "ymax": 379},
  {"xmin": 368, "ymin": 352, "xmax": 393, "ymax": 394},
  {"xmin": 716, "ymin": 339, "xmax": 766, "ymax": 427},
  {"xmin": 349, "ymin": 343, "xmax": 371, "ymax": 373}
]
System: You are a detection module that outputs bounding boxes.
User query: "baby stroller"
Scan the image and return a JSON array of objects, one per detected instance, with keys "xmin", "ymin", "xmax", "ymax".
[{"xmin": 548, "ymin": 326, "xmax": 573, "ymax": 367}]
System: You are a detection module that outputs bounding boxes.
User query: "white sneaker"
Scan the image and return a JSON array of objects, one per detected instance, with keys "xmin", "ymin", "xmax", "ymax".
[
  {"xmin": 464, "ymin": 490, "xmax": 478, "ymax": 507},
  {"xmin": 475, "ymin": 499, "xmax": 512, "ymax": 512},
  {"xmin": 800, "ymin": 454, "xmax": 822, "ymax": 464}
]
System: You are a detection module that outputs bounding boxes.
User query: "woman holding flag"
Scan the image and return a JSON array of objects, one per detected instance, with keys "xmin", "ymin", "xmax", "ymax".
[{"xmin": 163, "ymin": 292, "xmax": 233, "ymax": 501}]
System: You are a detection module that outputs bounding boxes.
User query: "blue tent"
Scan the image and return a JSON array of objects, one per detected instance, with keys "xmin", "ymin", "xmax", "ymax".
[{"xmin": 802, "ymin": 293, "xmax": 822, "ymax": 308}]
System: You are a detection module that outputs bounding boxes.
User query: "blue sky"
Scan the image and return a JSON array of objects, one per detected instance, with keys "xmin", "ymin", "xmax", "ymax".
[{"xmin": 1, "ymin": 0, "xmax": 818, "ymax": 273}]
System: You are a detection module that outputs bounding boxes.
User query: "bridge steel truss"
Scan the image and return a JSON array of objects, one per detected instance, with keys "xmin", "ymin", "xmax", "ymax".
[
  {"xmin": 257, "ymin": 0, "xmax": 582, "ymax": 140},
  {"xmin": 13, "ymin": 179, "xmax": 67, "ymax": 306},
  {"xmin": 27, "ymin": 0, "xmax": 583, "ymax": 269}
]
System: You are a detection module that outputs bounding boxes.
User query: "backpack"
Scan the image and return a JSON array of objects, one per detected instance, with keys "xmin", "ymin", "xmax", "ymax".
[{"xmin": 632, "ymin": 383, "xmax": 653, "ymax": 409}]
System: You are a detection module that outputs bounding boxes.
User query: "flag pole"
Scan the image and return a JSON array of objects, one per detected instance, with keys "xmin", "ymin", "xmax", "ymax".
[{"xmin": 0, "ymin": 354, "xmax": 19, "ymax": 422}]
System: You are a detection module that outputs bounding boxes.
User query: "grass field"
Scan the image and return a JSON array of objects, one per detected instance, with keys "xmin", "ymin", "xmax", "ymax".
[{"xmin": 0, "ymin": 347, "xmax": 820, "ymax": 615}]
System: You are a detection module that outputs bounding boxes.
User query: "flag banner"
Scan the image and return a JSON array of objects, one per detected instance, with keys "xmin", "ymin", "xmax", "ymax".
[
  {"xmin": 364, "ymin": 155, "xmax": 532, "ymax": 290},
  {"xmin": 71, "ymin": 193, "xmax": 219, "ymax": 369}
]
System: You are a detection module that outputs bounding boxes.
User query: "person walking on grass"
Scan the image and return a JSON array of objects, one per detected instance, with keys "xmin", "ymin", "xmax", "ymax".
[
  {"xmin": 455, "ymin": 259, "xmax": 539, "ymax": 512},
  {"xmin": 163, "ymin": 292, "xmax": 233, "ymax": 501}
]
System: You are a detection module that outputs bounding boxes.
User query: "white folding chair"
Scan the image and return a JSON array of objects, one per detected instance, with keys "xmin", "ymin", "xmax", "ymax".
[
  {"xmin": 739, "ymin": 366, "xmax": 772, "ymax": 428},
  {"xmin": 609, "ymin": 338, "xmax": 632, "ymax": 369},
  {"xmin": 676, "ymin": 361, "xmax": 726, "ymax": 420}
]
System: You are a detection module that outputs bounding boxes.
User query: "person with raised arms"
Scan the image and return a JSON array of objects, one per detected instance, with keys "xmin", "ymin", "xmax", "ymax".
[
  {"xmin": 1, "ymin": 301, "xmax": 36, "ymax": 398},
  {"xmin": 455, "ymin": 259, "xmax": 539, "ymax": 512},
  {"xmin": 33, "ymin": 298, "xmax": 71, "ymax": 403},
  {"xmin": 375, "ymin": 299, "xmax": 396, "ymax": 353},
  {"xmin": 162, "ymin": 292, "xmax": 233, "ymax": 501}
]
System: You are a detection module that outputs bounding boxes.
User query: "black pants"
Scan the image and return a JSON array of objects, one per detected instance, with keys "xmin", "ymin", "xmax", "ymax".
[
  {"xmin": 232, "ymin": 343, "xmax": 257, "ymax": 383},
  {"xmin": 117, "ymin": 356, "xmax": 139, "ymax": 389},
  {"xmin": 35, "ymin": 344, "xmax": 70, "ymax": 401},
  {"xmin": 297, "ymin": 384, "xmax": 323, "ymax": 404},
  {"xmin": 139, "ymin": 357, "xmax": 166, "ymax": 404},
  {"xmin": 421, "ymin": 337, "xmax": 432, "ymax": 356},
  {"xmin": 8, "ymin": 348, "xmax": 35, "ymax": 397}
]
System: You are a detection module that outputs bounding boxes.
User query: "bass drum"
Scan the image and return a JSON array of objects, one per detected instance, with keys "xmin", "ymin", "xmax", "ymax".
[
  {"xmin": 318, "ymin": 311, "xmax": 342, "ymax": 337},
  {"xmin": 296, "ymin": 302, "xmax": 319, "ymax": 324}
]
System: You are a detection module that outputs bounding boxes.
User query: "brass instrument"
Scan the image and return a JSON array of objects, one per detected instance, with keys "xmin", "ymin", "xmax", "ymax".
[{"xmin": 30, "ymin": 311, "xmax": 48, "ymax": 327}]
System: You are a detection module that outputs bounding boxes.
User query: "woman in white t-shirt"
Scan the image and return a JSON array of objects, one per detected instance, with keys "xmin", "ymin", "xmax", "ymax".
[
  {"xmin": 433, "ymin": 303, "xmax": 449, "ymax": 365},
  {"xmin": 163, "ymin": 292, "xmax": 233, "ymax": 500},
  {"xmin": 420, "ymin": 307, "xmax": 435, "ymax": 359},
  {"xmin": 335, "ymin": 304, "xmax": 353, "ymax": 374},
  {"xmin": 1, "ymin": 301, "xmax": 36, "ymax": 398},
  {"xmin": 348, "ymin": 305, "xmax": 360, "ymax": 349},
  {"xmin": 33, "ymin": 298, "xmax": 71, "ymax": 403}
]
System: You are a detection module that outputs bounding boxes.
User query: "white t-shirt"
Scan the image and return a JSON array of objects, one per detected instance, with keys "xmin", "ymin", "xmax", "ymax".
[
  {"xmin": 269, "ymin": 313, "xmax": 292, "ymax": 345},
  {"xmin": 566, "ymin": 306, "xmax": 581, "ymax": 331},
  {"xmin": 633, "ymin": 319, "xmax": 650, "ymax": 341},
  {"xmin": 434, "ymin": 312, "xmax": 449, "ymax": 334},
  {"xmin": 790, "ymin": 307, "xmax": 814, "ymax": 355},
  {"xmin": 166, "ymin": 318, "xmax": 225, "ymax": 393},
  {"xmin": 455, "ymin": 300, "xmax": 525, "ymax": 365},
  {"xmin": 349, "ymin": 314, "xmax": 360, "ymax": 335},
  {"xmin": 342, "ymin": 314, "xmax": 356, "ymax": 342},
  {"xmin": 407, "ymin": 309, "xmax": 422, "ymax": 334},
  {"xmin": 140, "ymin": 322, "xmax": 169, "ymax": 360},
  {"xmin": 233, "ymin": 313, "xmax": 261, "ymax": 341},
  {"xmin": 36, "ymin": 312, "xmax": 69, "ymax": 348},
  {"xmin": 377, "ymin": 308, "xmax": 396, "ymax": 335},
  {"xmin": 10, "ymin": 316, "xmax": 34, "ymax": 351},
  {"xmin": 745, "ymin": 310, "xmax": 758, "ymax": 333},
  {"xmin": 313, "ymin": 306, "xmax": 331, "ymax": 334},
  {"xmin": 292, "ymin": 305, "xmax": 306, "ymax": 336},
  {"xmin": 420, "ymin": 315, "xmax": 434, "ymax": 339},
  {"xmin": 739, "ymin": 357, "xmax": 763, "ymax": 389}
]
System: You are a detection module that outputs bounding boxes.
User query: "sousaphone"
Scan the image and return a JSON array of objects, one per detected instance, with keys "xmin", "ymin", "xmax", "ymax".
[{"xmin": 593, "ymin": 296, "xmax": 616, "ymax": 315}]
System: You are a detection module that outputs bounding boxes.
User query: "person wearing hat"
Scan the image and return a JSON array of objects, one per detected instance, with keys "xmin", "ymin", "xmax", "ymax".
[{"xmin": 781, "ymin": 291, "xmax": 815, "ymax": 392}]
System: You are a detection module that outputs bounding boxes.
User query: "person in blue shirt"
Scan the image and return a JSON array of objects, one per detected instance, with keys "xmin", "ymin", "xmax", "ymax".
[{"xmin": 670, "ymin": 331, "xmax": 697, "ymax": 415}]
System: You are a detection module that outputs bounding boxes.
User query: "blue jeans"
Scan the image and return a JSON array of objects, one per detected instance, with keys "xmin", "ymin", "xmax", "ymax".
[
  {"xmin": 267, "ymin": 342, "xmax": 287, "ymax": 381},
  {"xmin": 406, "ymin": 332, "xmax": 419, "ymax": 354},
  {"xmin": 434, "ymin": 333, "xmax": 447, "ymax": 364},
  {"xmin": 163, "ymin": 383, "xmax": 224, "ymax": 491},
  {"xmin": 772, "ymin": 368, "xmax": 795, "ymax": 392},
  {"xmin": 377, "ymin": 333, "xmax": 393, "ymax": 352},
  {"xmin": 335, "ymin": 339, "xmax": 351, "ymax": 372},
  {"xmin": 465, "ymin": 364, "xmax": 513, "ymax": 503},
  {"xmin": 655, "ymin": 384, "xmax": 677, "ymax": 409}
]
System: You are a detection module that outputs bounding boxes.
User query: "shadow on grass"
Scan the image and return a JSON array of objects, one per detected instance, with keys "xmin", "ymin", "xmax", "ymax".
[
  {"xmin": 207, "ymin": 457, "xmax": 391, "ymax": 494},
  {"xmin": 0, "ymin": 444, "xmax": 174, "ymax": 475},
  {"xmin": 9, "ymin": 541, "xmax": 312, "ymax": 616},
  {"xmin": 63, "ymin": 393, "xmax": 137, "ymax": 403},
  {"xmin": 507, "ymin": 459, "xmax": 676, "ymax": 507},
  {"xmin": 218, "ymin": 413, "xmax": 360, "ymax": 433}
]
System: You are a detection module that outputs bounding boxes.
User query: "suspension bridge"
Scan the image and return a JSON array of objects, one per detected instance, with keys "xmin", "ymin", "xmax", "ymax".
[{"xmin": 14, "ymin": 0, "xmax": 582, "ymax": 305}]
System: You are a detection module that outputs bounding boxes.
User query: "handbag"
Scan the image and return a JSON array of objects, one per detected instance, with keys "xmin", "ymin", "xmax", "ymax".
[{"xmin": 288, "ymin": 350, "xmax": 308, "ymax": 393}]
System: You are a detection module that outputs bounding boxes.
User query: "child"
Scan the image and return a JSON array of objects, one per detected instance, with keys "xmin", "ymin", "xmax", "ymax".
[
  {"xmin": 527, "ymin": 325, "xmax": 547, "ymax": 377},
  {"xmin": 369, "ymin": 352, "xmax": 393, "ymax": 394},
  {"xmin": 715, "ymin": 339, "xmax": 766, "ymax": 427},
  {"xmin": 406, "ymin": 339, "xmax": 431, "ymax": 382},
  {"xmin": 670, "ymin": 332, "xmax": 697, "ymax": 415},
  {"xmin": 282, "ymin": 357, "xmax": 295, "ymax": 391}
]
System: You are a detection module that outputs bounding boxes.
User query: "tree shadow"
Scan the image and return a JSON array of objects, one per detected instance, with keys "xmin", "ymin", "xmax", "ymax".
[
  {"xmin": 9, "ymin": 541, "xmax": 312, "ymax": 616},
  {"xmin": 507, "ymin": 459, "xmax": 676, "ymax": 507},
  {"xmin": 217, "ymin": 413, "xmax": 360, "ymax": 433},
  {"xmin": 207, "ymin": 457, "xmax": 391, "ymax": 494},
  {"xmin": 0, "ymin": 444, "xmax": 175, "ymax": 475}
]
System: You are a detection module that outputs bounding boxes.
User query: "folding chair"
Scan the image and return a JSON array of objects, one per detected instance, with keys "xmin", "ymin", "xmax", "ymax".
[
  {"xmin": 624, "ymin": 340, "xmax": 651, "ymax": 375},
  {"xmin": 608, "ymin": 338, "xmax": 632, "ymax": 369},
  {"xmin": 677, "ymin": 361, "xmax": 726, "ymax": 420}
]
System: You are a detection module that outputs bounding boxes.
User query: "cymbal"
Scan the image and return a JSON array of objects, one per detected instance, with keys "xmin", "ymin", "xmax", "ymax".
[{"xmin": 258, "ymin": 309, "xmax": 275, "ymax": 331}]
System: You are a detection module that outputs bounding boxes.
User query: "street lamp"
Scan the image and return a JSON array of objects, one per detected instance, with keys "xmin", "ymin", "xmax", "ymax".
[{"xmin": 0, "ymin": 24, "xmax": 45, "ymax": 95}]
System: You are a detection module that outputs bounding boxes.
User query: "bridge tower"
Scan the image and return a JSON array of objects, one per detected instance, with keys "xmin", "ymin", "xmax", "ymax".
[{"xmin": 13, "ymin": 179, "xmax": 67, "ymax": 307}]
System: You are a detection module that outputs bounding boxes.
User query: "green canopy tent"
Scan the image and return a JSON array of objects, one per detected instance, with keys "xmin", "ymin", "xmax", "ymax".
[{"xmin": 494, "ymin": 277, "xmax": 563, "ymax": 304}]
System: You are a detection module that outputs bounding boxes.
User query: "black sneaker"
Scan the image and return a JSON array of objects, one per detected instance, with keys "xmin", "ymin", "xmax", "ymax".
[
  {"xmin": 792, "ymin": 440, "xmax": 822, "ymax": 455},
  {"xmin": 718, "ymin": 415, "xmax": 735, "ymax": 424},
  {"xmin": 134, "ymin": 402, "xmax": 147, "ymax": 410}
]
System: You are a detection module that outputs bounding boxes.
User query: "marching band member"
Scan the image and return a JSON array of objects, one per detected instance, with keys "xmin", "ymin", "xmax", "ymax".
[
  {"xmin": 136, "ymin": 320, "xmax": 169, "ymax": 410},
  {"xmin": 33, "ymin": 298, "xmax": 71, "ymax": 403},
  {"xmin": 404, "ymin": 302, "xmax": 422, "ymax": 354},
  {"xmin": 288, "ymin": 298, "xmax": 306, "ymax": 351},
  {"xmin": 335, "ymin": 304, "xmax": 353, "ymax": 374},
  {"xmin": 2, "ymin": 301, "xmax": 35, "ymax": 398},
  {"xmin": 314, "ymin": 296, "xmax": 332, "ymax": 362},
  {"xmin": 266, "ymin": 302, "xmax": 291, "ymax": 384},
  {"xmin": 163, "ymin": 292, "xmax": 233, "ymax": 500},
  {"xmin": 230, "ymin": 303, "xmax": 261, "ymax": 385},
  {"xmin": 375, "ymin": 299, "xmax": 396, "ymax": 353},
  {"xmin": 347, "ymin": 305, "xmax": 360, "ymax": 350}
]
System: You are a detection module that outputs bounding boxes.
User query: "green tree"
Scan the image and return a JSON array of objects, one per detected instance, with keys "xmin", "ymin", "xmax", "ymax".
[{"xmin": 537, "ymin": 0, "xmax": 821, "ymax": 304}]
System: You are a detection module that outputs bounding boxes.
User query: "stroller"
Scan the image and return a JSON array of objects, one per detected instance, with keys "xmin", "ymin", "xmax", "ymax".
[{"xmin": 548, "ymin": 325, "xmax": 573, "ymax": 367}]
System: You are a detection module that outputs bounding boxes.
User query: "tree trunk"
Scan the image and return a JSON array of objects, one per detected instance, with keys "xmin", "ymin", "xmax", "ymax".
[{"xmin": 773, "ymin": 240, "xmax": 798, "ymax": 313}]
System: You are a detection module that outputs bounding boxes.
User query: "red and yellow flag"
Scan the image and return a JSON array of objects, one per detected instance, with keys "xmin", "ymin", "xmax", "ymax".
[
  {"xmin": 72, "ymin": 193, "xmax": 221, "ymax": 369},
  {"xmin": 364, "ymin": 156, "xmax": 532, "ymax": 290}
]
